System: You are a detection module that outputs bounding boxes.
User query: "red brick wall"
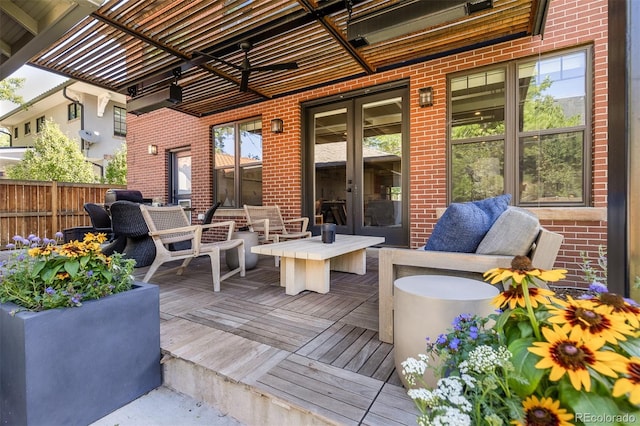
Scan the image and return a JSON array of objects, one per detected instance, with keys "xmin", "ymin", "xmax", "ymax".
[{"xmin": 127, "ymin": 0, "xmax": 608, "ymax": 287}]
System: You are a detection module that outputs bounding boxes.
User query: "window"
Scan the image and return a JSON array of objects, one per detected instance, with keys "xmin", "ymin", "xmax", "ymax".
[
  {"xmin": 213, "ymin": 118, "xmax": 263, "ymax": 207},
  {"xmin": 14, "ymin": 128, "xmax": 18, "ymax": 139},
  {"xmin": 114, "ymin": 106, "xmax": 126, "ymax": 136},
  {"xmin": 24, "ymin": 122, "xmax": 31, "ymax": 135},
  {"xmin": 68, "ymin": 103, "xmax": 81, "ymax": 120},
  {"xmin": 449, "ymin": 47, "xmax": 590, "ymax": 206},
  {"xmin": 36, "ymin": 116, "xmax": 46, "ymax": 133}
]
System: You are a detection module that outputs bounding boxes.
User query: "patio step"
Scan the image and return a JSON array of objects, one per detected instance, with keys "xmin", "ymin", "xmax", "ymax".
[{"xmin": 159, "ymin": 315, "xmax": 418, "ymax": 426}]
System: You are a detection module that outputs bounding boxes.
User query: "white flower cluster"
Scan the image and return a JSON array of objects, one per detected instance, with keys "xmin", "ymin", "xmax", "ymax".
[
  {"xmin": 401, "ymin": 354, "xmax": 429, "ymax": 385},
  {"xmin": 459, "ymin": 345, "xmax": 511, "ymax": 374},
  {"xmin": 407, "ymin": 375, "xmax": 473, "ymax": 426}
]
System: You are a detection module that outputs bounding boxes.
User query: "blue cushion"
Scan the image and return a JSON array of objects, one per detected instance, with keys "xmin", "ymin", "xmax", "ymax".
[{"xmin": 425, "ymin": 194, "xmax": 511, "ymax": 253}]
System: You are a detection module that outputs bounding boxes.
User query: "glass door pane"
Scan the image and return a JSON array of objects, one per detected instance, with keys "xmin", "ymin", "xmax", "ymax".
[
  {"xmin": 313, "ymin": 107, "xmax": 350, "ymax": 231},
  {"xmin": 360, "ymin": 97, "xmax": 403, "ymax": 233}
]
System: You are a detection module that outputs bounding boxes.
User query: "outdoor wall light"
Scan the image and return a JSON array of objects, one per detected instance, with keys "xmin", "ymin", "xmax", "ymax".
[
  {"xmin": 271, "ymin": 118, "xmax": 284, "ymax": 133},
  {"xmin": 419, "ymin": 87, "xmax": 433, "ymax": 107},
  {"xmin": 148, "ymin": 144, "xmax": 158, "ymax": 155}
]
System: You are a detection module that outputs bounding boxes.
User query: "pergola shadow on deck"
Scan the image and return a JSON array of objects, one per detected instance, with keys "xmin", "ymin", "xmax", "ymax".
[{"xmin": 134, "ymin": 250, "xmax": 419, "ymax": 426}]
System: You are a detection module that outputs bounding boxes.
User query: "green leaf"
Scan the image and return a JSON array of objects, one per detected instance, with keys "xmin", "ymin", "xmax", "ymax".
[
  {"xmin": 619, "ymin": 337, "xmax": 640, "ymax": 358},
  {"xmin": 64, "ymin": 260, "xmax": 80, "ymax": 277},
  {"xmin": 558, "ymin": 381, "xmax": 629, "ymax": 426},
  {"xmin": 508, "ymin": 337, "xmax": 545, "ymax": 397},
  {"xmin": 41, "ymin": 264, "xmax": 63, "ymax": 282}
]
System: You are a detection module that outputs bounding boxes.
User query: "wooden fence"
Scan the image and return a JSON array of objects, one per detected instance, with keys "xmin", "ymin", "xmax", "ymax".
[{"xmin": 0, "ymin": 180, "xmax": 125, "ymax": 248}]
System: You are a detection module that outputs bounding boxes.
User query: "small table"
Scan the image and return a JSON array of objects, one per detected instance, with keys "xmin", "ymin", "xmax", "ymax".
[
  {"xmin": 393, "ymin": 275, "xmax": 499, "ymax": 388},
  {"xmin": 251, "ymin": 234, "xmax": 385, "ymax": 295}
]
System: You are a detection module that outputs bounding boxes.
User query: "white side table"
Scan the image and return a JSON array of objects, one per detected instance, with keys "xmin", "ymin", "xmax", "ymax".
[
  {"xmin": 226, "ymin": 231, "xmax": 259, "ymax": 270},
  {"xmin": 393, "ymin": 275, "xmax": 499, "ymax": 388}
]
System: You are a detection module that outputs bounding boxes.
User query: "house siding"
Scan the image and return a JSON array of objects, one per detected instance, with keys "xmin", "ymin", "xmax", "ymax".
[{"xmin": 127, "ymin": 0, "xmax": 607, "ymax": 286}]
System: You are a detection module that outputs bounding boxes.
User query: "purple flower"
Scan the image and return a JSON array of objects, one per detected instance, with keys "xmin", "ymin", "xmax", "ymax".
[
  {"xmin": 448, "ymin": 338, "xmax": 460, "ymax": 350},
  {"xmin": 589, "ymin": 281, "xmax": 608, "ymax": 294},
  {"xmin": 29, "ymin": 236, "xmax": 41, "ymax": 244},
  {"xmin": 12, "ymin": 235, "xmax": 22, "ymax": 242},
  {"xmin": 6, "ymin": 243, "xmax": 16, "ymax": 249},
  {"xmin": 469, "ymin": 326, "xmax": 479, "ymax": 340},
  {"xmin": 624, "ymin": 297, "xmax": 639, "ymax": 307},
  {"xmin": 55, "ymin": 231, "xmax": 64, "ymax": 239},
  {"xmin": 45, "ymin": 287, "xmax": 56, "ymax": 295},
  {"xmin": 86, "ymin": 270, "xmax": 94, "ymax": 277},
  {"xmin": 71, "ymin": 294, "xmax": 82, "ymax": 304},
  {"xmin": 436, "ymin": 334, "xmax": 448, "ymax": 345}
]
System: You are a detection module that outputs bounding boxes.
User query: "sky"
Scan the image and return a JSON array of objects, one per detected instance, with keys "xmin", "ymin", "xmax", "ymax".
[{"xmin": 0, "ymin": 65, "xmax": 68, "ymax": 116}]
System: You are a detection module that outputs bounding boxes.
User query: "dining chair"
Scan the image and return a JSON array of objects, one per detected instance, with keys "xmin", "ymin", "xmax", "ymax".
[{"xmin": 139, "ymin": 204, "xmax": 245, "ymax": 291}]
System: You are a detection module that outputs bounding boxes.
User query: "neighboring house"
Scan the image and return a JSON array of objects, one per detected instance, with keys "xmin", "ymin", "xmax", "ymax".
[{"xmin": 0, "ymin": 80, "xmax": 127, "ymax": 178}]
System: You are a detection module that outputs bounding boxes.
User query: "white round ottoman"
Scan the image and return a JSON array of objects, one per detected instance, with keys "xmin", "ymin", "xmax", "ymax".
[{"xmin": 393, "ymin": 275, "xmax": 499, "ymax": 388}]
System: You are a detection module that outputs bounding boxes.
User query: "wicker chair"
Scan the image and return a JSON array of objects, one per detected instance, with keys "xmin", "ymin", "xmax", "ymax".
[
  {"xmin": 109, "ymin": 201, "xmax": 156, "ymax": 267},
  {"xmin": 83, "ymin": 203, "xmax": 114, "ymax": 236},
  {"xmin": 140, "ymin": 205, "xmax": 245, "ymax": 291},
  {"xmin": 243, "ymin": 204, "xmax": 311, "ymax": 266}
]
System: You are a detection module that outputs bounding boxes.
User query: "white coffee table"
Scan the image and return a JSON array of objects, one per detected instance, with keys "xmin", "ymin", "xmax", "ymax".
[{"xmin": 251, "ymin": 234, "xmax": 385, "ymax": 295}]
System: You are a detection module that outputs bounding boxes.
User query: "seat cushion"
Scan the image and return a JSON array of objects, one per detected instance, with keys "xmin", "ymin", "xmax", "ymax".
[
  {"xmin": 424, "ymin": 194, "xmax": 511, "ymax": 253},
  {"xmin": 476, "ymin": 207, "xmax": 540, "ymax": 256}
]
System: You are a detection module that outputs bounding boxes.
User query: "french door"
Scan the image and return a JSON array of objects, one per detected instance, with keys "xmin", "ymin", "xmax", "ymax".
[
  {"xmin": 304, "ymin": 88, "xmax": 408, "ymax": 246},
  {"xmin": 169, "ymin": 149, "xmax": 191, "ymax": 210}
]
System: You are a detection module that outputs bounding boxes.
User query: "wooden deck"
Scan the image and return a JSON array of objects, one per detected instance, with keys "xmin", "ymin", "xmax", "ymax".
[{"xmin": 133, "ymin": 249, "xmax": 419, "ymax": 426}]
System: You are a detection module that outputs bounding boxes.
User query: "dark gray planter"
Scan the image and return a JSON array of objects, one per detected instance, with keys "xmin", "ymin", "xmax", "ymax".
[{"xmin": 0, "ymin": 281, "xmax": 162, "ymax": 426}]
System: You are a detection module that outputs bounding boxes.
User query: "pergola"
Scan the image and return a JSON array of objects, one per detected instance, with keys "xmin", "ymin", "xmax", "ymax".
[{"xmin": 2, "ymin": 0, "xmax": 548, "ymax": 117}]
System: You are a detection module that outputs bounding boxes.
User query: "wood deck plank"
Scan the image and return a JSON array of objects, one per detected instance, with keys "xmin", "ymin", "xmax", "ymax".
[{"xmin": 148, "ymin": 253, "xmax": 418, "ymax": 425}]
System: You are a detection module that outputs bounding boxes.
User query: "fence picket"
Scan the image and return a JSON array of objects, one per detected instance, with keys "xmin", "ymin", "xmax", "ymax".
[{"xmin": 0, "ymin": 181, "xmax": 125, "ymax": 247}]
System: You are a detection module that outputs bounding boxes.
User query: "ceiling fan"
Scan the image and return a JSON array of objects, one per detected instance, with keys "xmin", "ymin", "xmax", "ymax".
[{"xmin": 194, "ymin": 42, "xmax": 298, "ymax": 92}]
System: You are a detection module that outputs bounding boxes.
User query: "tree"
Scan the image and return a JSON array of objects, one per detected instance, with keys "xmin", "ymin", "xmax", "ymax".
[
  {"xmin": 6, "ymin": 119, "xmax": 96, "ymax": 183},
  {"xmin": 0, "ymin": 77, "xmax": 24, "ymax": 104},
  {"xmin": 104, "ymin": 144, "xmax": 127, "ymax": 184},
  {"xmin": 1, "ymin": 77, "xmax": 25, "ymax": 147}
]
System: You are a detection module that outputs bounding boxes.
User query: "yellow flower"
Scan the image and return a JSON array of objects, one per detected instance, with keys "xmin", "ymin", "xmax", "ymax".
[
  {"xmin": 590, "ymin": 292, "xmax": 640, "ymax": 329},
  {"xmin": 484, "ymin": 255, "xmax": 567, "ymax": 285},
  {"xmin": 612, "ymin": 356, "xmax": 640, "ymax": 405},
  {"xmin": 492, "ymin": 285, "xmax": 557, "ymax": 310},
  {"xmin": 548, "ymin": 297, "xmax": 635, "ymax": 345},
  {"xmin": 511, "ymin": 395, "xmax": 574, "ymax": 426},
  {"xmin": 528, "ymin": 324, "xmax": 627, "ymax": 391}
]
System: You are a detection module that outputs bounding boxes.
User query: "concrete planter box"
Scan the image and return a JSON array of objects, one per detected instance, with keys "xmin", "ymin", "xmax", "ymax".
[{"xmin": 0, "ymin": 282, "xmax": 162, "ymax": 426}]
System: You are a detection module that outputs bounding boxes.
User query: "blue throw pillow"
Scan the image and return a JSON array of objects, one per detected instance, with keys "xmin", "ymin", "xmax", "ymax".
[{"xmin": 425, "ymin": 194, "xmax": 511, "ymax": 253}]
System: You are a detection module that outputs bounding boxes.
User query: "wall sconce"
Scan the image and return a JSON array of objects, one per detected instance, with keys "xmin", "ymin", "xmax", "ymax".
[
  {"xmin": 148, "ymin": 144, "xmax": 158, "ymax": 155},
  {"xmin": 271, "ymin": 118, "xmax": 284, "ymax": 133},
  {"xmin": 419, "ymin": 87, "xmax": 433, "ymax": 107}
]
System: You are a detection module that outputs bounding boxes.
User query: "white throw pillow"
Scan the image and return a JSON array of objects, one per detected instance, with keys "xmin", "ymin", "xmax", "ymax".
[{"xmin": 475, "ymin": 207, "xmax": 540, "ymax": 256}]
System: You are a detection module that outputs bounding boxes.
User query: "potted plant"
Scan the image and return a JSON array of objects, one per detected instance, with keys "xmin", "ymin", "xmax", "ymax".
[
  {"xmin": 0, "ymin": 233, "xmax": 161, "ymax": 426},
  {"xmin": 402, "ymin": 255, "xmax": 640, "ymax": 425}
]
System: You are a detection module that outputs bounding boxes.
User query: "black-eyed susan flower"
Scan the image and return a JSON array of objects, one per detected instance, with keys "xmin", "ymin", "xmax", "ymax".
[
  {"xmin": 512, "ymin": 395, "xmax": 574, "ymax": 426},
  {"xmin": 484, "ymin": 255, "xmax": 567, "ymax": 286},
  {"xmin": 590, "ymin": 292, "xmax": 640, "ymax": 329},
  {"xmin": 492, "ymin": 285, "xmax": 557, "ymax": 310},
  {"xmin": 547, "ymin": 296, "xmax": 635, "ymax": 345},
  {"xmin": 612, "ymin": 356, "xmax": 640, "ymax": 405},
  {"xmin": 528, "ymin": 324, "xmax": 627, "ymax": 391}
]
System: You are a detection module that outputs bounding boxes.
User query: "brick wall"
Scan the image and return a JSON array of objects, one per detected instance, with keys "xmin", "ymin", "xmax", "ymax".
[{"xmin": 127, "ymin": 0, "xmax": 608, "ymax": 287}]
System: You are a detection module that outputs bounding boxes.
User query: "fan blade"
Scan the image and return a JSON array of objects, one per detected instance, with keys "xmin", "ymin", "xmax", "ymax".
[
  {"xmin": 250, "ymin": 62, "xmax": 298, "ymax": 72},
  {"xmin": 239, "ymin": 70, "xmax": 251, "ymax": 92}
]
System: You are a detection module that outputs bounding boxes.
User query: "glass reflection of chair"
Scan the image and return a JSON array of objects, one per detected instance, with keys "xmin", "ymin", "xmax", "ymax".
[{"xmin": 140, "ymin": 204, "xmax": 245, "ymax": 291}]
